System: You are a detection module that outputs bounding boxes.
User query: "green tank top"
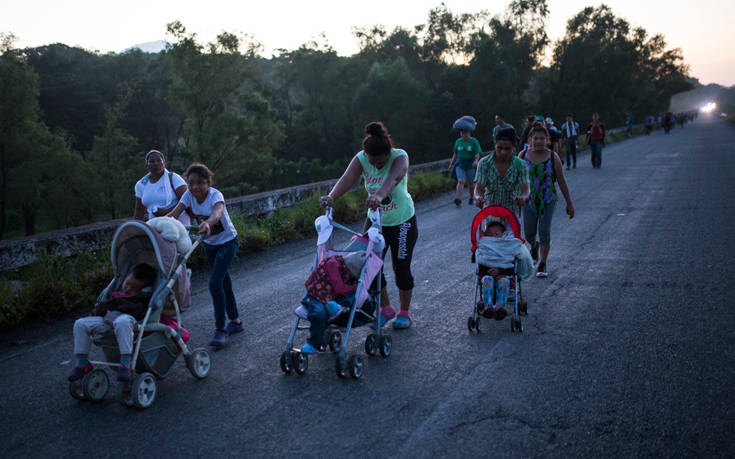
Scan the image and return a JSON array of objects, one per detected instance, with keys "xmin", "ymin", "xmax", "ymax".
[{"xmin": 357, "ymin": 149, "xmax": 415, "ymax": 227}]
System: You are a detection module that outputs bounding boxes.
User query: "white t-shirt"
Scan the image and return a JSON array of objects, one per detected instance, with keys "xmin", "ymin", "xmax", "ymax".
[
  {"xmin": 179, "ymin": 188, "xmax": 237, "ymax": 246},
  {"xmin": 135, "ymin": 170, "xmax": 187, "ymax": 220}
]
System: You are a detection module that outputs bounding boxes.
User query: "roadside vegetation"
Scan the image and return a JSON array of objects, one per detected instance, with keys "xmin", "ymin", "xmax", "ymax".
[{"xmin": 0, "ymin": 172, "xmax": 453, "ymax": 330}]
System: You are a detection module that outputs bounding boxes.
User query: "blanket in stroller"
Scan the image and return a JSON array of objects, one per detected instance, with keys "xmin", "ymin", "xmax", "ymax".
[{"xmin": 476, "ymin": 232, "xmax": 534, "ymax": 280}]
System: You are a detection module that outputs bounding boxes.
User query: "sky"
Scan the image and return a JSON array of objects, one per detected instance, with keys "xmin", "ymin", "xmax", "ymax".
[{"xmin": 1, "ymin": 0, "xmax": 733, "ymax": 86}]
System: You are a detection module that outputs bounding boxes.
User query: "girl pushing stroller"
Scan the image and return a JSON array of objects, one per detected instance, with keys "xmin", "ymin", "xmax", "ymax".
[{"xmin": 468, "ymin": 205, "xmax": 534, "ymax": 333}]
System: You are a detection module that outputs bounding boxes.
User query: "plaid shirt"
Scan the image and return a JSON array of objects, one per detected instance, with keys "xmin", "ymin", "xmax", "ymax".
[{"xmin": 474, "ymin": 154, "xmax": 529, "ymax": 215}]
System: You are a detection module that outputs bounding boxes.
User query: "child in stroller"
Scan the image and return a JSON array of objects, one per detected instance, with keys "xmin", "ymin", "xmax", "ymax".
[
  {"xmin": 469, "ymin": 205, "xmax": 534, "ymax": 333},
  {"xmin": 300, "ymin": 250, "xmax": 366, "ymax": 354},
  {"xmin": 69, "ymin": 263, "xmax": 157, "ymax": 382}
]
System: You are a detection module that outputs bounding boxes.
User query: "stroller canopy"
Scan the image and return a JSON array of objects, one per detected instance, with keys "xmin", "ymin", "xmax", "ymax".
[
  {"xmin": 111, "ymin": 221, "xmax": 177, "ymax": 279},
  {"xmin": 471, "ymin": 205, "xmax": 524, "ymax": 252}
]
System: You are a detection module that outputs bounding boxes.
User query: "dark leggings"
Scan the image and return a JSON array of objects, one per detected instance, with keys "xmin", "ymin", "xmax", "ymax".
[{"xmin": 368, "ymin": 215, "xmax": 418, "ymax": 291}]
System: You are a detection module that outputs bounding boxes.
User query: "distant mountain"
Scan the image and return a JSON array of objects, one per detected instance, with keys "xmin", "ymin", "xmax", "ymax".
[
  {"xmin": 670, "ymin": 80, "xmax": 735, "ymax": 114},
  {"xmin": 124, "ymin": 40, "xmax": 168, "ymax": 54}
]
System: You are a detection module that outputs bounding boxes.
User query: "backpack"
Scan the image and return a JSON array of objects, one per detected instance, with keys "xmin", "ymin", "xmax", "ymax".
[{"xmin": 590, "ymin": 123, "xmax": 604, "ymax": 139}]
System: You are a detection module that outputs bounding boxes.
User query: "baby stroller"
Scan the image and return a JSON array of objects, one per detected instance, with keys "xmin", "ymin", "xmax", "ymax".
[
  {"xmin": 467, "ymin": 205, "xmax": 529, "ymax": 334},
  {"xmin": 68, "ymin": 220, "xmax": 211, "ymax": 409},
  {"xmin": 280, "ymin": 207, "xmax": 391, "ymax": 380}
]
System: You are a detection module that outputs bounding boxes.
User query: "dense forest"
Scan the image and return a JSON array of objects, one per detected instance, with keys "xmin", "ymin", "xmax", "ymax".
[{"xmin": 0, "ymin": 1, "xmax": 691, "ymax": 239}]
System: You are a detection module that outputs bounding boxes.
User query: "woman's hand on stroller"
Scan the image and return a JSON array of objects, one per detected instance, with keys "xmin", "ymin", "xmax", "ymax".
[
  {"xmin": 365, "ymin": 193, "xmax": 383, "ymax": 211},
  {"xmin": 319, "ymin": 195, "xmax": 334, "ymax": 209},
  {"xmin": 198, "ymin": 220, "xmax": 212, "ymax": 238},
  {"xmin": 474, "ymin": 195, "xmax": 485, "ymax": 208}
]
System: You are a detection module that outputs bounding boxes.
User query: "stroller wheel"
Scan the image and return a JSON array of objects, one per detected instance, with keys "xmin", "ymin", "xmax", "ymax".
[
  {"xmin": 294, "ymin": 352, "xmax": 309, "ymax": 375},
  {"xmin": 365, "ymin": 334, "xmax": 378, "ymax": 356},
  {"xmin": 131, "ymin": 372, "xmax": 157, "ymax": 409},
  {"xmin": 68, "ymin": 380, "xmax": 86, "ymax": 401},
  {"xmin": 82, "ymin": 369, "xmax": 109, "ymax": 402},
  {"xmin": 335, "ymin": 355, "xmax": 347, "ymax": 379},
  {"xmin": 328, "ymin": 331, "xmax": 342, "ymax": 352},
  {"xmin": 186, "ymin": 347, "xmax": 212, "ymax": 379},
  {"xmin": 348, "ymin": 355, "xmax": 364, "ymax": 379},
  {"xmin": 279, "ymin": 351, "xmax": 292, "ymax": 374},
  {"xmin": 378, "ymin": 335, "xmax": 392, "ymax": 358},
  {"xmin": 467, "ymin": 317, "xmax": 476, "ymax": 333}
]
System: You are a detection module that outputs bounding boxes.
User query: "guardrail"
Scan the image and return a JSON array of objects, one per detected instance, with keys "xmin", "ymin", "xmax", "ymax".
[{"xmin": 0, "ymin": 158, "xmax": 450, "ymax": 271}]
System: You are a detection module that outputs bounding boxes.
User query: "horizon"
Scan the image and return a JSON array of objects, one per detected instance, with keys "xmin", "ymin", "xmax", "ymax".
[{"xmin": 2, "ymin": 0, "xmax": 733, "ymax": 86}]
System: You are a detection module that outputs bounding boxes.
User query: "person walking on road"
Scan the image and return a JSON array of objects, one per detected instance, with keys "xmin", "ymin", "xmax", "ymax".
[
  {"xmin": 492, "ymin": 114, "xmax": 515, "ymax": 140},
  {"xmin": 321, "ymin": 121, "xmax": 418, "ymax": 329},
  {"xmin": 560, "ymin": 114, "xmax": 580, "ymax": 169},
  {"xmin": 447, "ymin": 120, "xmax": 482, "ymax": 207},
  {"xmin": 473, "ymin": 128, "xmax": 530, "ymax": 217},
  {"xmin": 167, "ymin": 163, "xmax": 242, "ymax": 348},
  {"xmin": 519, "ymin": 125, "xmax": 575, "ymax": 278},
  {"xmin": 586, "ymin": 113, "xmax": 606, "ymax": 169}
]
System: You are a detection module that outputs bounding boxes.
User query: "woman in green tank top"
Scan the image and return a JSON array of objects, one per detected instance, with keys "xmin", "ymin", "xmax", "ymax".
[{"xmin": 320, "ymin": 122, "xmax": 418, "ymax": 329}]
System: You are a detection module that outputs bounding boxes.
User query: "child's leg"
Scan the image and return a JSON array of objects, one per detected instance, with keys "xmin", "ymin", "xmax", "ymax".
[
  {"xmin": 73, "ymin": 316, "xmax": 109, "ymax": 359},
  {"xmin": 204, "ymin": 239, "xmax": 239, "ymax": 330},
  {"xmin": 481, "ymin": 275, "xmax": 495, "ymax": 306},
  {"xmin": 112, "ymin": 314, "xmax": 136, "ymax": 357},
  {"xmin": 495, "ymin": 277, "xmax": 511, "ymax": 309},
  {"xmin": 305, "ymin": 302, "xmax": 328, "ymax": 349}
]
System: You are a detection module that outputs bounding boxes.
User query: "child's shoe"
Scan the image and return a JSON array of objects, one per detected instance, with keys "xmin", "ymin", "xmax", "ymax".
[
  {"xmin": 393, "ymin": 310, "xmax": 412, "ymax": 329},
  {"xmin": 117, "ymin": 364, "xmax": 133, "ymax": 382},
  {"xmin": 225, "ymin": 320, "xmax": 244, "ymax": 335},
  {"xmin": 68, "ymin": 363, "xmax": 93, "ymax": 382},
  {"xmin": 371, "ymin": 304, "xmax": 396, "ymax": 329},
  {"xmin": 494, "ymin": 308, "xmax": 508, "ymax": 321},
  {"xmin": 325, "ymin": 301, "xmax": 342, "ymax": 316},
  {"xmin": 208, "ymin": 329, "xmax": 227, "ymax": 348},
  {"xmin": 300, "ymin": 343, "xmax": 316, "ymax": 354}
]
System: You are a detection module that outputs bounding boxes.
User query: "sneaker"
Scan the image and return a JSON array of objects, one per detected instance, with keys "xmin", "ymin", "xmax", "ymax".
[
  {"xmin": 530, "ymin": 243, "xmax": 539, "ymax": 263},
  {"xmin": 225, "ymin": 321, "xmax": 244, "ymax": 335},
  {"xmin": 536, "ymin": 262, "xmax": 548, "ymax": 278},
  {"xmin": 68, "ymin": 363, "xmax": 93, "ymax": 382},
  {"xmin": 468, "ymin": 197, "xmax": 474, "ymax": 205},
  {"xmin": 117, "ymin": 364, "xmax": 133, "ymax": 382},
  {"xmin": 454, "ymin": 198, "xmax": 461, "ymax": 207},
  {"xmin": 300, "ymin": 343, "xmax": 316, "ymax": 355},
  {"xmin": 208, "ymin": 329, "xmax": 227, "ymax": 347}
]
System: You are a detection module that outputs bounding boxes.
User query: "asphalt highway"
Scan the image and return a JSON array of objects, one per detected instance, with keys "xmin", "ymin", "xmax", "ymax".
[{"xmin": 1, "ymin": 118, "xmax": 733, "ymax": 458}]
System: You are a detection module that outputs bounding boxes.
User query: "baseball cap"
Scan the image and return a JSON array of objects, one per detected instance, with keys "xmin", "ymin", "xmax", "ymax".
[{"xmin": 315, "ymin": 215, "xmax": 333, "ymax": 245}]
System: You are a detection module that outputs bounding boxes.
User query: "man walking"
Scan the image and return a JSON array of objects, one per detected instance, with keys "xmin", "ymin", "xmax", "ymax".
[
  {"xmin": 492, "ymin": 113, "xmax": 515, "ymax": 141},
  {"xmin": 560, "ymin": 114, "xmax": 580, "ymax": 170},
  {"xmin": 586, "ymin": 113, "xmax": 606, "ymax": 169}
]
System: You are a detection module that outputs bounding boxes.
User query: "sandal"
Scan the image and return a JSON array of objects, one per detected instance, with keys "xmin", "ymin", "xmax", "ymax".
[
  {"xmin": 370, "ymin": 304, "xmax": 396, "ymax": 329},
  {"xmin": 393, "ymin": 311, "xmax": 412, "ymax": 329}
]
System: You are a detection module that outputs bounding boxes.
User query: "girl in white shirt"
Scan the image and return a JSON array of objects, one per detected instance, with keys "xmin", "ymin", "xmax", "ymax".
[{"xmin": 168, "ymin": 163, "xmax": 241, "ymax": 348}]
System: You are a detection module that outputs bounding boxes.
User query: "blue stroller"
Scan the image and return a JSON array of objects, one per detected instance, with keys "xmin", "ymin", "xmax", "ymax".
[{"xmin": 280, "ymin": 207, "xmax": 392, "ymax": 379}]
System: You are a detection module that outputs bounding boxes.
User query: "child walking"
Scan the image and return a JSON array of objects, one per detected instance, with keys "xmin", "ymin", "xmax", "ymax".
[{"xmin": 168, "ymin": 163, "xmax": 241, "ymax": 348}]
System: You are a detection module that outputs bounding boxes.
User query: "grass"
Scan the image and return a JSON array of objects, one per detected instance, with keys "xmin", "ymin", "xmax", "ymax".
[{"xmin": 0, "ymin": 171, "xmax": 454, "ymax": 330}]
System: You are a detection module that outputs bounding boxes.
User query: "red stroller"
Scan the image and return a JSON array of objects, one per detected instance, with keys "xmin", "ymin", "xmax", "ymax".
[{"xmin": 468, "ymin": 205, "xmax": 529, "ymax": 333}]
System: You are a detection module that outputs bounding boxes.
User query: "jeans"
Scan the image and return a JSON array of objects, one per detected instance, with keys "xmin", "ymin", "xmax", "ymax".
[
  {"xmin": 590, "ymin": 140, "xmax": 603, "ymax": 168},
  {"xmin": 304, "ymin": 298, "xmax": 328, "ymax": 348},
  {"xmin": 204, "ymin": 237, "xmax": 239, "ymax": 330},
  {"xmin": 565, "ymin": 138, "xmax": 577, "ymax": 167}
]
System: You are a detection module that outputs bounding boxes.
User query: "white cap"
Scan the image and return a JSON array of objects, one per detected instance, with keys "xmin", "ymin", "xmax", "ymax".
[
  {"xmin": 315, "ymin": 215, "xmax": 333, "ymax": 245},
  {"xmin": 545, "ymin": 117, "xmax": 553, "ymax": 125}
]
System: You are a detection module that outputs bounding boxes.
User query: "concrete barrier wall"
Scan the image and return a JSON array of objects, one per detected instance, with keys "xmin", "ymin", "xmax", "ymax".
[{"xmin": 0, "ymin": 159, "xmax": 450, "ymax": 271}]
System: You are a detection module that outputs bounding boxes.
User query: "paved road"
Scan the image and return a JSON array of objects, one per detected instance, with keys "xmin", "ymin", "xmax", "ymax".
[{"xmin": 2, "ymin": 119, "xmax": 734, "ymax": 458}]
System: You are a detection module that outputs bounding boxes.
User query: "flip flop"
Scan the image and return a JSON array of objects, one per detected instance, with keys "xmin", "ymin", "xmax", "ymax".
[{"xmin": 393, "ymin": 313, "xmax": 412, "ymax": 329}]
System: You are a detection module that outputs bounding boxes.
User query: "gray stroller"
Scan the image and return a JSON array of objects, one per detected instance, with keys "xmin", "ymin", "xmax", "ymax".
[{"xmin": 68, "ymin": 221, "xmax": 211, "ymax": 408}]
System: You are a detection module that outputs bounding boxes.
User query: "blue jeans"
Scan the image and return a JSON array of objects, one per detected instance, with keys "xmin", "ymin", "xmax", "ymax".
[
  {"xmin": 204, "ymin": 237, "xmax": 239, "ymax": 330},
  {"xmin": 590, "ymin": 140, "xmax": 603, "ymax": 168},
  {"xmin": 303, "ymin": 298, "xmax": 328, "ymax": 348}
]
